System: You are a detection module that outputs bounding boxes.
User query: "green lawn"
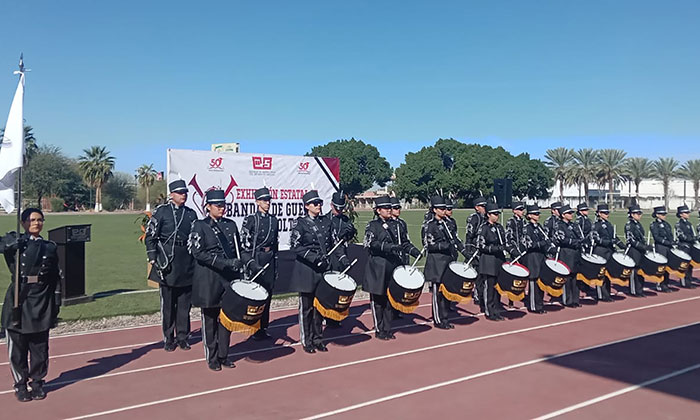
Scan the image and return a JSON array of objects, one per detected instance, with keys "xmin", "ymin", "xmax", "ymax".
[{"xmin": 0, "ymin": 209, "xmax": 696, "ymax": 321}]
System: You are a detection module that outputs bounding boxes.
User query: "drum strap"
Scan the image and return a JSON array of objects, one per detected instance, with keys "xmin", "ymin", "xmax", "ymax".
[{"xmin": 210, "ymin": 219, "xmax": 237, "ymax": 259}]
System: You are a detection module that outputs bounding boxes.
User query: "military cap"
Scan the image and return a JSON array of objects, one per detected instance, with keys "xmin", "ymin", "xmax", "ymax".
[
  {"xmin": 205, "ymin": 189, "xmax": 226, "ymax": 204},
  {"xmin": 168, "ymin": 179, "xmax": 188, "ymax": 194},
  {"xmin": 560, "ymin": 204, "xmax": 575, "ymax": 214},
  {"xmin": 430, "ymin": 195, "xmax": 447, "ymax": 208},
  {"xmin": 550, "ymin": 201, "xmax": 562, "ymax": 210},
  {"xmin": 374, "ymin": 196, "xmax": 393, "ymax": 209},
  {"xmin": 302, "ymin": 190, "xmax": 323, "ymax": 205},
  {"xmin": 526, "ymin": 204, "xmax": 540, "ymax": 215},
  {"xmin": 254, "ymin": 187, "xmax": 271, "ymax": 201},
  {"xmin": 652, "ymin": 206, "xmax": 667, "ymax": 216},
  {"xmin": 331, "ymin": 191, "xmax": 346, "ymax": 208},
  {"xmin": 445, "ymin": 197, "xmax": 454, "ymax": 210},
  {"xmin": 597, "ymin": 204, "xmax": 610, "ymax": 213},
  {"xmin": 677, "ymin": 205, "xmax": 690, "ymax": 217},
  {"xmin": 390, "ymin": 197, "xmax": 401, "ymax": 209},
  {"xmin": 577, "ymin": 203, "xmax": 589, "ymax": 212},
  {"xmin": 486, "ymin": 202, "xmax": 501, "ymax": 214},
  {"xmin": 512, "ymin": 201, "xmax": 525, "ymax": 211},
  {"xmin": 473, "ymin": 196, "xmax": 487, "ymax": 207},
  {"xmin": 628, "ymin": 204, "xmax": 642, "ymax": 214}
]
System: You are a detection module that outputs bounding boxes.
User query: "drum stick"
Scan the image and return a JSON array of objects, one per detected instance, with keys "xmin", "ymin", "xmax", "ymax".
[
  {"xmin": 341, "ymin": 258, "xmax": 358, "ymax": 275},
  {"xmin": 509, "ymin": 252, "xmax": 526, "ymax": 266},
  {"xmin": 249, "ymin": 262, "xmax": 271, "ymax": 283},
  {"xmin": 410, "ymin": 248, "xmax": 427, "ymax": 272},
  {"xmin": 466, "ymin": 250, "xmax": 478, "ymax": 267},
  {"xmin": 317, "ymin": 240, "xmax": 346, "ymax": 267},
  {"xmin": 555, "ymin": 247, "xmax": 560, "ymax": 262}
]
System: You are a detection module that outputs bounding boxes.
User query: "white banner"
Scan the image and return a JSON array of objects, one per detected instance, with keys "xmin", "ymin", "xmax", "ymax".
[{"xmin": 167, "ymin": 149, "xmax": 340, "ymax": 250}]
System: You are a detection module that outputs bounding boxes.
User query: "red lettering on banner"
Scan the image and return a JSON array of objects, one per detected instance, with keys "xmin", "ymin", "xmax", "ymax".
[{"xmin": 252, "ymin": 156, "xmax": 273, "ymax": 170}]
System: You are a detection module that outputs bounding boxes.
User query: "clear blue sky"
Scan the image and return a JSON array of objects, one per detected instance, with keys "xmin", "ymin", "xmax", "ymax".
[{"xmin": 1, "ymin": 1, "xmax": 698, "ymax": 174}]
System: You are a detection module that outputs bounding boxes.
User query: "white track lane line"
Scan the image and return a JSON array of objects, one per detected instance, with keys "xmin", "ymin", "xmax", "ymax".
[
  {"xmin": 303, "ymin": 321, "xmax": 700, "ymax": 419},
  {"xmin": 533, "ymin": 363, "xmax": 700, "ymax": 420},
  {"xmin": 59, "ymin": 297, "xmax": 700, "ymax": 419}
]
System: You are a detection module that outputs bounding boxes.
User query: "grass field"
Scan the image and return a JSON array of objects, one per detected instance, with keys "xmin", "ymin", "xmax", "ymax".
[{"xmin": 0, "ymin": 209, "xmax": 697, "ymax": 321}]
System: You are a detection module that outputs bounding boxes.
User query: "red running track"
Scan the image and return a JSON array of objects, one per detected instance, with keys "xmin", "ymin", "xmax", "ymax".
[{"xmin": 1, "ymin": 284, "xmax": 700, "ymax": 419}]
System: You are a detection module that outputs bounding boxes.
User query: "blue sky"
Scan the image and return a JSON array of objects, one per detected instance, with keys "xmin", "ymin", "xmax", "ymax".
[{"xmin": 1, "ymin": 1, "xmax": 698, "ymax": 173}]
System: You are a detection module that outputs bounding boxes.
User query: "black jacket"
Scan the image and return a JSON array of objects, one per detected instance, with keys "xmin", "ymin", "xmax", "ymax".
[
  {"xmin": 476, "ymin": 221, "xmax": 507, "ymax": 277},
  {"xmin": 576, "ymin": 214, "xmax": 597, "ymax": 253},
  {"xmin": 650, "ymin": 218, "xmax": 674, "ymax": 257},
  {"xmin": 189, "ymin": 217, "xmax": 244, "ymax": 308},
  {"xmin": 1, "ymin": 233, "xmax": 61, "ymax": 333},
  {"xmin": 328, "ymin": 212, "xmax": 356, "ymax": 271},
  {"xmin": 625, "ymin": 218, "xmax": 649, "ymax": 265},
  {"xmin": 505, "ymin": 215, "xmax": 525, "ymax": 258},
  {"xmin": 394, "ymin": 216, "xmax": 421, "ymax": 265},
  {"xmin": 522, "ymin": 221, "xmax": 554, "ymax": 279},
  {"xmin": 464, "ymin": 212, "xmax": 485, "ymax": 259},
  {"xmin": 289, "ymin": 214, "xmax": 335, "ymax": 294},
  {"xmin": 593, "ymin": 218, "xmax": 624, "ymax": 260},
  {"xmin": 552, "ymin": 219, "xmax": 582, "ymax": 271},
  {"xmin": 145, "ymin": 202, "xmax": 198, "ymax": 287},
  {"xmin": 363, "ymin": 217, "xmax": 402, "ymax": 295},
  {"xmin": 240, "ymin": 211, "xmax": 279, "ymax": 292},
  {"xmin": 423, "ymin": 217, "xmax": 459, "ymax": 283},
  {"xmin": 543, "ymin": 214, "xmax": 560, "ymax": 239},
  {"xmin": 675, "ymin": 219, "xmax": 698, "ymax": 254}
]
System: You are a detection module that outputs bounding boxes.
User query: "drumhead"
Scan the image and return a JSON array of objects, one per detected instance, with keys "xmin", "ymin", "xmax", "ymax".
[
  {"xmin": 612, "ymin": 253, "xmax": 636, "ymax": 268},
  {"xmin": 231, "ymin": 281, "xmax": 269, "ymax": 300},
  {"xmin": 448, "ymin": 262, "xmax": 478, "ymax": 280},
  {"xmin": 501, "ymin": 262, "xmax": 529, "ymax": 277},
  {"xmin": 393, "ymin": 266, "xmax": 425, "ymax": 289},
  {"xmin": 694, "ymin": 243, "xmax": 700, "ymax": 251},
  {"xmin": 545, "ymin": 259, "xmax": 571, "ymax": 276},
  {"xmin": 581, "ymin": 253, "xmax": 607, "ymax": 265},
  {"xmin": 670, "ymin": 248, "xmax": 691, "ymax": 261},
  {"xmin": 644, "ymin": 252, "xmax": 668, "ymax": 264},
  {"xmin": 323, "ymin": 271, "xmax": 357, "ymax": 292}
]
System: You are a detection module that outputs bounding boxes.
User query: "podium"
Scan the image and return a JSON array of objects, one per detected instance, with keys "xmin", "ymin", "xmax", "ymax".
[{"xmin": 49, "ymin": 224, "xmax": 94, "ymax": 305}]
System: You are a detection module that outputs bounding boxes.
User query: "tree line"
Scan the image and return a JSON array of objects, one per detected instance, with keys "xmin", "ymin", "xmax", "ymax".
[{"xmin": 544, "ymin": 148, "xmax": 700, "ymax": 209}]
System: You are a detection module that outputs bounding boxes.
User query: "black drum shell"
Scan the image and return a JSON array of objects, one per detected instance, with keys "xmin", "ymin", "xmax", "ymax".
[
  {"xmin": 316, "ymin": 273, "xmax": 356, "ymax": 312},
  {"xmin": 221, "ymin": 284, "xmax": 268, "ymax": 326},
  {"xmin": 691, "ymin": 244, "xmax": 700, "ymax": 264},
  {"xmin": 388, "ymin": 267, "xmax": 424, "ymax": 307},
  {"xmin": 639, "ymin": 253, "xmax": 667, "ymax": 277},
  {"xmin": 578, "ymin": 254, "xmax": 607, "ymax": 280},
  {"xmin": 606, "ymin": 254, "xmax": 635, "ymax": 280},
  {"xmin": 441, "ymin": 262, "xmax": 477, "ymax": 297},
  {"xmin": 667, "ymin": 249, "xmax": 691, "ymax": 274},
  {"xmin": 539, "ymin": 259, "xmax": 570, "ymax": 291},
  {"xmin": 496, "ymin": 262, "xmax": 529, "ymax": 296}
]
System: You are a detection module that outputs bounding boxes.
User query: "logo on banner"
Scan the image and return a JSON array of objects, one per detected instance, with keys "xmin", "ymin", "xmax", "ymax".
[
  {"xmin": 298, "ymin": 161, "xmax": 310, "ymax": 174},
  {"xmin": 188, "ymin": 174, "xmax": 238, "ymax": 216},
  {"xmin": 252, "ymin": 156, "xmax": 272, "ymax": 170},
  {"xmin": 208, "ymin": 157, "xmax": 224, "ymax": 171}
]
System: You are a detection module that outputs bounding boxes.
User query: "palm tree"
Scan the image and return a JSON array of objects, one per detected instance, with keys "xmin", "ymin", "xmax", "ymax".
[
  {"xmin": 652, "ymin": 157, "xmax": 679, "ymax": 209},
  {"xmin": 78, "ymin": 146, "xmax": 115, "ymax": 212},
  {"xmin": 679, "ymin": 159, "xmax": 700, "ymax": 210},
  {"xmin": 544, "ymin": 147, "xmax": 574, "ymax": 200},
  {"xmin": 0, "ymin": 125, "xmax": 38, "ymax": 164},
  {"xmin": 571, "ymin": 148, "xmax": 600, "ymax": 203},
  {"xmin": 136, "ymin": 164, "xmax": 157, "ymax": 211},
  {"xmin": 624, "ymin": 157, "xmax": 654, "ymax": 203},
  {"xmin": 597, "ymin": 149, "xmax": 627, "ymax": 208}
]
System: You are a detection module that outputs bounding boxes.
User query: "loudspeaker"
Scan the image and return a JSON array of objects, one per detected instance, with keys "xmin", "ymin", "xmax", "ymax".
[{"xmin": 493, "ymin": 178, "xmax": 513, "ymax": 208}]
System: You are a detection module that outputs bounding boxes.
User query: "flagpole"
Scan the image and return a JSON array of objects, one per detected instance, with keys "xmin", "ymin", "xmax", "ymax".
[{"xmin": 12, "ymin": 167, "xmax": 21, "ymax": 327}]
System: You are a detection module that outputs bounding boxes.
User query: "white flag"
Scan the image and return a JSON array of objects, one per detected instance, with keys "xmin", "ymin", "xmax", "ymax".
[{"xmin": 0, "ymin": 70, "xmax": 25, "ymax": 214}]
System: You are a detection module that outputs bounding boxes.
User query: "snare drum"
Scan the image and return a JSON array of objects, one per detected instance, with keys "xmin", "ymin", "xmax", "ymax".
[
  {"xmin": 496, "ymin": 262, "xmax": 530, "ymax": 302},
  {"xmin": 314, "ymin": 271, "xmax": 357, "ymax": 321},
  {"xmin": 638, "ymin": 252, "xmax": 668, "ymax": 284},
  {"xmin": 537, "ymin": 259, "xmax": 570, "ymax": 297},
  {"xmin": 576, "ymin": 253, "xmax": 607, "ymax": 288},
  {"xmin": 606, "ymin": 253, "xmax": 636, "ymax": 287},
  {"xmin": 691, "ymin": 243, "xmax": 700, "ymax": 268},
  {"xmin": 665, "ymin": 248, "xmax": 692, "ymax": 278},
  {"xmin": 439, "ymin": 262, "xmax": 477, "ymax": 303},
  {"xmin": 219, "ymin": 281, "xmax": 269, "ymax": 335},
  {"xmin": 388, "ymin": 265, "xmax": 425, "ymax": 313}
]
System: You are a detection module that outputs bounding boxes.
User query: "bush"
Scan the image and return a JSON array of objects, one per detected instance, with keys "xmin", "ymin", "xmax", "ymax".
[{"xmin": 50, "ymin": 197, "xmax": 65, "ymax": 212}]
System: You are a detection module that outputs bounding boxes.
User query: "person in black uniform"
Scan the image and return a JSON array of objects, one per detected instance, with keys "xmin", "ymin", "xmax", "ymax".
[
  {"xmin": 625, "ymin": 205, "xmax": 650, "ymax": 297},
  {"xmin": 289, "ymin": 190, "xmax": 336, "ymax": 353},
  {"xmin": 465, "ymin": 196, "xmax": 487, "ymax": 305},
  {"xmin": 552, "ymin": 205, "xmax": 582, "ymax": 307},
  {"xmin": 424, "ymin": 196, "xmax": 465, "ymax": 328},
  {"xmin": 189, "ymin": 189, "xmax": 243, "ymax": 370},
  {"xmin": 575, "ymin": 202, "xmax": 597, "ymax": 298},
  {"xmin": 521, "ymin": 204, "xmax": 554, "ymax": 313},
  {"xmin": 1, "ymin": 208, "xmax": 61, "ymax": 402},
  {"xmin": 391, "ymin": 197, "xmax": 421, "ymax": 266},
  {"xmin": 593, "ymin": 204, "xmax": 625, "ymax": 301},
  {"xmin": 364, "ymin": 196, "xmax": 420, "ymax": 339},
  {"xmin": 145, "ymin": 180, "xmax": 198, "ymax": 351},
  {"xmin": 675, "ymin": 205, "xmax": 698, "ymax": 288},
  {"xmin": 476, "ymin": 203, "xmax": 507, "ymax": 321},
  {"xmin": 240, "ymin": 187, "xmax": 279, "ymax": 340},
  {"xmin": 544, "ymin": 202, "xmax": 562, "ymax": 239},
  {"xmin": 649, "ymin": 206, "xmax": 674, "ymax": 293},
  {"xmin": 505, "ymin": 201, "xmax": 526, "ymax": 260},
  {"xmin": 324, "ymin": 191, "xmax": 356, "ymax": 328}
]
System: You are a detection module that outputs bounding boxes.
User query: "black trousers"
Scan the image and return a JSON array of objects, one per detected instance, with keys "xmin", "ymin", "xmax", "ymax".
[
  {"xmin": 371, "ymin": 294, "xmax": 395, "ymax": 335},
  {"xmin": 527, "ymin": 279, "xmax": 544, "ymax": 312},
  {"xmin": 596, "ymin": 277, "xmax": 612, "ymax": 300},
  {"xmin": 475, "ymin": 274, "xmax": 485, "ymax": 307},
  {"xmin": 482, "ymin": 275, "xmax": 499, "ymax": 317},
  {"xmin": 298, "ymin": 293, "xmax": 324, "ymax": 347},
  {"xmin": 6, "ymin": 330, "xmax": 49, "ymax": 388},
  {"xmin": 562, "ymin": 273, "xmax": 580, "ymax": 305},
  {"xmin": 629, "ymin": 270, "xmax": 645, "ymax": 296},
  {"xmin": 160, "ymin": 285, "xmax": 192, "ymax": 343},
  {"xmin": 431, "ymin": 283, "xmax": 450, "ymax": 325},
  {"xmin": 679, "ymin": 268, "xmax": 694, "ymax": 288},
  {"xmin": 200, "ymin": 307, "xmax": 230, "ymax": 363}
]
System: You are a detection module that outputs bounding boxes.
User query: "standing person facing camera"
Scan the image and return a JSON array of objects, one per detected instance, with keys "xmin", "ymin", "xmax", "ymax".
[{"xmin": 1, "ymin": 208, "xmax": 61, "ymax": 402}]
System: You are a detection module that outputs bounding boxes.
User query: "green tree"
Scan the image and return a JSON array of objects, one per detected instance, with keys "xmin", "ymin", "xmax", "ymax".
[
  {"xmin": 679, "ymin": 160, "xmax": 700, "ymax": 210},
  {"xmin": 23, "ymin": 145, "xmax": 72, "ymax": 209},
  {"xmin": 624, "ymin": 157, "xmax": 654, "ymax": 203},
  {"xmin": 136, "ymin": 164, "xmax": 157, "ymax": 211},
  {"xmin": 308, "ymin": 138, "xmax": 392, "ymax": 198},
  {"xmin": 597, "ymin": 149, "xmax": 627, "ymax": 208},
  {"xmin": 653, "ymin": 158, "xmax": 679, "ymax": 209},
  {"xmin": 102, "ymin": 172, "xmax": 136, "ymax": 211},
  {"xmin": 544, "ymin": 147, "xmax": 574, "ymax": 200},
  {"xmin": 570, "ymin": 148, "xmax": 599, "ymax": 203},
  {"xmin": 78, "ymin": 146, "xmax": 115, "ymax": 212}
]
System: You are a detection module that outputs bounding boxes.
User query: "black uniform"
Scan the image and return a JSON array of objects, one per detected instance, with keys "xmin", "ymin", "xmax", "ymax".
[
  {"xmin": 505, "ymin": 215, "xmax": 525, "ymax": 259},
  {"xmin": 395, "ymin": 216, "xmax": 420, "ymax": 265},
  {"xmin": 476, "ymin": 219, "xmax": 507, "ymax": 318},
  {"xmin": 423, "ymin": 216, "xmax": 459, "ymax": 327},
  {"xmin": 1, "ymin": 233, "xmax": 61, "ymax": 394},
  {"xmin": 240, "ymin": 210, "xmax": 279, "ymax": 331},
  {"xmin": 552, "ymin": 217, "xmax": 582, "ymax": 306},
  {"xmin": 328, "ymin": 212, "xmax": 356, "ymax": 271},
  {"xmin": 676, "ymin": 218, "xmax": 698, "ymax": 287},
  {"xmin": 145, "ymin": 202, "xmax": 197, "ymax": 347},
  {"xmin": 650, "ymin": 217, "xmax": 674, "ymax": 291},
  {"xmin": 543, "ymin": 214, "xmax": 560, "ymax": 240},
  {"xmin": 625, "ymin": 217, "xmax": 650, "ymax": 296},
  {"xmin": 576, "ymin": 213, "xmax": 597, "ymax": 254},
  {"xmin": 522, "ymin": 220, "xmax": 554, "ymax": 312},
  {"xmin": 593, "ymin": 217, "xmax": 624, "ymax": 300},
  {"xmin": 465, "ymin": 211, "xmax": 485, "ymax": 302},
  {"xmin": 189, "ymin": 216, "xmax": 243, "ymax": 366},
  {"xmin": 289, "ymin": 212, "xmax": 335, "ymax": 351}
]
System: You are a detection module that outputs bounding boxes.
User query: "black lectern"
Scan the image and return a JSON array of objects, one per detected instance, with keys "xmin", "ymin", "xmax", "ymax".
[{"xmin": 48, "ymin": 224, "xmax": 93, "ymax": 305}]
